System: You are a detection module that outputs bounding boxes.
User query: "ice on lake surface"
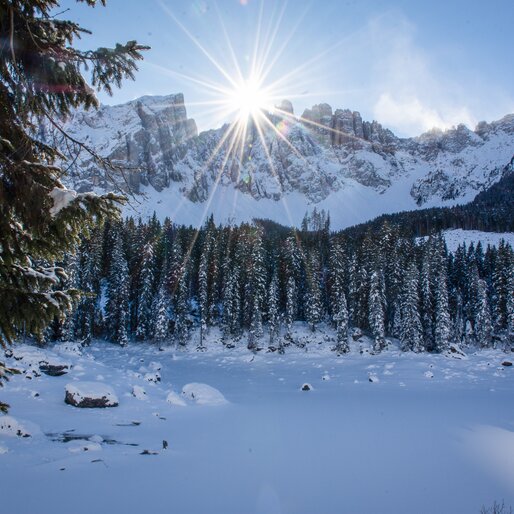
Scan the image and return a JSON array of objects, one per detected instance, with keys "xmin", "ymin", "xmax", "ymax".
[{"xmin": 1, "ymin": 339, "xmax": 514, "ymax": 514}]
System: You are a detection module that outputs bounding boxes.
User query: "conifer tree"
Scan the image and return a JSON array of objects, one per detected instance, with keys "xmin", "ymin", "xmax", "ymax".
[
  {"xmin": 432, "ymin": 235, "xmax": 451, "ymax": 353},
  {"xmin": 474, "ymin": 278, "xmax": 492, "ymax": 347},
  {"xmin": 434, "ymin": 274, "xmax": 451, "ymax": 353},
  {"xmin": 153, "ymin": 281, "xmax": 169, "ymax": 343},
  {"xmin": 246, "ymin": 228, "xmax": 266, "ymax": 348},
  {"xmin": 333, "ymin": 291, "xmax": 349, "ymax": 354},
  {"xmin": 248, "ymin": 294, "xmax": 262, "ymax": 350},
  {"xmin": 198, "ymin": 245, "xmax": 209, "ymax": 348},
  {"xmin": 420, "ymin": 249, "xmax": 434, "ymax": 349},
  {"xmin": 268, "ymin": 271, "xmax": 281, "ymax": 350},
  {"xmin": 285, "ymin": 275, "xmax": 297, "ymax": 339},
  {"xmin": 0, "ymin": 0, "xmax": 147, "ymax": 346},
  {"xmin": 105, "ymin": 230, "xmax": 129, "ymax": 345},
  {"xmin": 74, "ymin": 229, "xmax": 103, "ymax": 343},
  {"xmin": 492, "ymin": 241, "xmax": 513, "ymax": 330},
  {"xmin": 400, "ymin": 261, "xmax": 423, "ymax": 352},
  {"xmin": 174, "ymin": 270, "xmax": 189, "ymax": 347},
  {"xmin": 135, "ymin": 242, "xmax": 155, "ymax": 341},
  {"xmin": 305, "ymin": 250, "xmax": 323, "ymax": 332},
  {"xmin": 506, "ymin": 265, "xmax": 514, "ymax": 339},
  {"xmin": 369, "ymin": 270, "xmax": 386, "ymax": 352}
]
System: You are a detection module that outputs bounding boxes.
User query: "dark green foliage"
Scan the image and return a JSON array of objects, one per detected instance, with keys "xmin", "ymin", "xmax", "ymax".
[
  {"xmin": 0, "ymin": 0, "xmax": 147, "ymax": 345},
  {"xmin": 54, "ymin": 214, "xmax": 513, "ymax": 353}
]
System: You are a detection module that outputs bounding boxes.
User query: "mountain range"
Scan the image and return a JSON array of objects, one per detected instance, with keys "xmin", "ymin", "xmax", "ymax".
[{"xmin": 48, "ymin": 93, "xmax": 514, "ymax": 230}]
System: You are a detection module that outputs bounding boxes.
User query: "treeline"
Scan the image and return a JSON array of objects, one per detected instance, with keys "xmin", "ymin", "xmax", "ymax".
[
  {"xmin": 342, "ymin": 159, "xmax": 514, "ymax": 239},
  {"xmin": 50, "ymin": 214, "xmax": 514, "ymax": 353}
]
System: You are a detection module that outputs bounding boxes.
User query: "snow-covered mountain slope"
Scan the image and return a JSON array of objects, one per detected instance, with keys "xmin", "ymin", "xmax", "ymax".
[
  {"xmin": 51, "ymin": 94, "xmax": 514, "ymax": 229},
  {"xmin": 435, "ymin": 229, "xmax": 514, "ymax": 253}
]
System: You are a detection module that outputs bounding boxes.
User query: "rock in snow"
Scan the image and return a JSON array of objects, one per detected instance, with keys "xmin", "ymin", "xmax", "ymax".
[
  {"xmin": 301, "ymin": 383, "xmax": 313, "ymax": 391},
  {"xmin": 39, "ymin": 363, "xmax": 69, "ymax": 376},
  {"xmin": 181, "ymin": 383, "xmax": 227, "ymax": 406},
  {"xmin": 65, "ymin": 382, "xmax": 119, "ymax": 408}
]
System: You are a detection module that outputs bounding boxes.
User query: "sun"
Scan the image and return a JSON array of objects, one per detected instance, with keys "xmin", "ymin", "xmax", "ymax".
[{"xmin": 227, "ymin": 76, "xmax": 272, "ymax": 122}]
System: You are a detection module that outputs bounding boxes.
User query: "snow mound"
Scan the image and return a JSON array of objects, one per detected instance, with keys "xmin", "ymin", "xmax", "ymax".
[
  {"xmin": 0, "ymin": 415, "xmax": 33, "ymax": 438},
  {"xmin": 166, "ymin": 391, "xmax": 187, "ymax": 407},
  {"xmin": 181, "ymin": 383, "xmax": 228, "ymax": 406},
  {"xmin": 65, "ymin": 382, "xmax": 119, "ymax": 408},
  {"xmin": 368, "ymin": 373, "xmax": 379, "ymax": 383},
  {"xmin": 132, "ymin": 386, "xmax": 147, "ymax": 400}
]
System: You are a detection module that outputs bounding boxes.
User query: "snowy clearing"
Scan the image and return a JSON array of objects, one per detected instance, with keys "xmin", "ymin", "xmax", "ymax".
[
  {"xmin": 1, "ymin": 339, "xmax": 514, "ymax": 514},
  {"xmin": 420, "ymin": 229, "xmax": 514, "ymax": 253}
]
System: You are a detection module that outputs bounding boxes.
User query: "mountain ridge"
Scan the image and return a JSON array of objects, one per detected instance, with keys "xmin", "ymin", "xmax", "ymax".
[{"xmin": 49, "ymin": 93, "xmax": 514, "ymax": 230}]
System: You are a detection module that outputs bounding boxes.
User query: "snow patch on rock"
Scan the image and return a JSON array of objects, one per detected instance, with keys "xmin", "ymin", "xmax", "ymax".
[{"xmin": 65, "ymin": 382, "xmax": 119, "ymax": 408}]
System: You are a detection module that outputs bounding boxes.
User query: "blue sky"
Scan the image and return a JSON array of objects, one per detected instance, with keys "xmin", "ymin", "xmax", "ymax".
[{"xmin": 61, "ymin": 0, "xmax": 514, "ymax": 136}]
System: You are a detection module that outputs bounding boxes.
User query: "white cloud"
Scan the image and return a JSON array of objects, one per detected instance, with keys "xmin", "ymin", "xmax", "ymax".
[
  {"xmin": 374, "ymin": 93, "xmax": 476, "ymax": 135},
  {"xmin": 358, "ymin": 13, "xmax": 480, "ymax": 135}
]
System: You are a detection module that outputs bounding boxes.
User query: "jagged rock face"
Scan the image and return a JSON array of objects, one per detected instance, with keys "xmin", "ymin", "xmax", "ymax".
[
  {"xmin": 58, "ymin": 94, "xmax": 197, "ymax": 193},
  {"xmin": 276, "ymin": 99, "xmax": 294, "ymax": 115},
  {"xmin": 56, "ymin": 94, "xmax": 514, "ymax": 227}
]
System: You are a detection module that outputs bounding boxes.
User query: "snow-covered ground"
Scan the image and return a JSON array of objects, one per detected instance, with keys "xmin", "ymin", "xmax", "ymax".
[
  {"xmin": 1, "ymin": 335, "xmax": 514, "ymax": 514},
  {"xmin": 418, "ymin": 229, "xmax": 514, "ymax": 253},
  {"xmin": 440, "ymin": 229, "xmax": 514, "ymax": 253}
]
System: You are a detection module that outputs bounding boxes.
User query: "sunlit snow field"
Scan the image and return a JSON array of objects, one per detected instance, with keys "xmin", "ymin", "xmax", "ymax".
[{"xmin": 1, "ymin": 334, "xmax": 514, "ymax": 514}]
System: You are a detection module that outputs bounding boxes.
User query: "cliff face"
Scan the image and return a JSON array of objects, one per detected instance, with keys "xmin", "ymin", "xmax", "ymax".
[
  {"xmin": 58, "ymin": 93, "xmax": 197, "ymax": 193},
  {"xmin": 54, "ymin": 93, "xmax": 514, "ymax": 228}
]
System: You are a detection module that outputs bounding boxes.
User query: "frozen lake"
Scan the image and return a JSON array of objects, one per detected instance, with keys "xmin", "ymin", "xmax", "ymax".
[{"xmin": 1, "ymin": 340, "xmax": 514, "ymax": 514}]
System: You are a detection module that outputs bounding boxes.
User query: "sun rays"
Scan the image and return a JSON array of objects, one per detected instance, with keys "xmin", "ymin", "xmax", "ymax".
[{"xmin": 152, "ymin": 0, "xmax": 366, "ymax": 258}]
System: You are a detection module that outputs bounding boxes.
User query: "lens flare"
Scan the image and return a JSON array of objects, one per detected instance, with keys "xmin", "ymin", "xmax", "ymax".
[{"xmin": 227, "ymin": 76, "xmax": 271, "ymax": 121}]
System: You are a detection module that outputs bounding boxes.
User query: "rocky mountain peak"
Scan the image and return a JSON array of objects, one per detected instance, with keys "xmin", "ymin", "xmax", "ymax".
[
  {"xmin": 56, "ymin": 92, "xmax": 514, "ymax": 229},
  {"xmin": 276, "ymin": 99, "xmax": 294, "ymax": 115}
]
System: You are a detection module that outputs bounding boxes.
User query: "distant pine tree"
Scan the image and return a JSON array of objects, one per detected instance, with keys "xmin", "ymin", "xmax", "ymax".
[
  {"xmin": 369, "ymin": 270, "xmax": 386, "ymax": 352},
  {"xmin": 400, "ymin": 261, "xmax": 424, "ymax": 352},
  {"xmin": 305, "ymin": 250, "xmax": 323, "ymax": 332},
  {"xmin": 285, "ymin": 275, "xmax": 297, "ymax": 339},
  {"xmin": 474, "ymin": 278, "xmax": 492, "ymax": 347},
  {"xmin": 268, "ymin": 271, "xmax": 281, "ymax": 350},
  {"xmin": 105, "ymin": 230, "xmax": 130, "ymax": 346},
  {"xmin": 153, "ymin": 282, "xmax": 169, "ymax": 343},
  {"xmin": 135, "ymin": 242, "xmax": 155, "ymax": 341},
  {"xmin": 333, "ymin": 292, "xmax": 349, "ymax": 354}
]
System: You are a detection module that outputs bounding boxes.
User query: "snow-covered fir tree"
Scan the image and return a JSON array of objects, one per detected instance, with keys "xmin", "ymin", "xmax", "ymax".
[
  {"xmin": 369, "ymin": 270, "xmax": 386, "ymax": 352},
  {"xmin": 198, "ymin": 243, "xmax": 209, "ymax": 348},
  {"xmin": 474, "ymin": 278, "xmax": 492, "ymax": 347},
  {"xmin": 268, "ymin": 271, "xmax": 281, "ymax": 350},
  {"xmin": 305, "ymin": 250, "xmax": 323, "ymax": 332},
  {"xmin": 333, "ymin": 292, "xmax": 349, "ymax": 354},
  {"xmin": 400, "ymin": 261, "xmax": 424, "ymax": 352},
  {"xmin": 105, "ymin": 230, "xmax": 130, "ymax": 346},
  {"xmin": 135, "ymin": 242, "xmax": 155, "ymax": 341},
  {"xmin": 285, "ymin": 275, "xmax": 297, "ymax": 339},
  {"xmin": 153, "ymin": 282, "xmax": 169, "ymax": 343}
]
